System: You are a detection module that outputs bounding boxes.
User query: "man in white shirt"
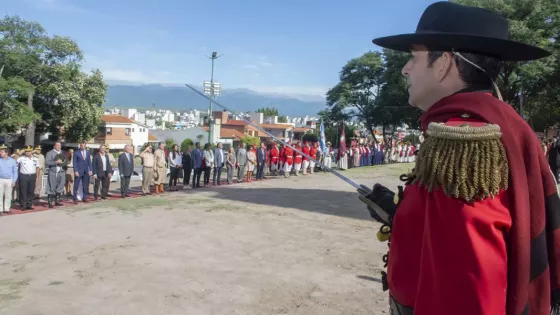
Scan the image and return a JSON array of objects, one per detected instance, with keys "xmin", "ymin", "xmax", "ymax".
[
  {"xmin": 16, "ymin": 146, "xmax": 39, "ymax": 210},
  {"xmin": 213, "ymin": 142, "xmax": 224, "ymax": 185},
  {"xmin": 92, "ymin": 145, "xmax": 112, "ymax": 200}
]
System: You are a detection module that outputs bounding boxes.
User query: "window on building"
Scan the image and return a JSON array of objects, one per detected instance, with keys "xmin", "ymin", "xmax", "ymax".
[
  {"xmin": 125, "ymin": 128, "xmax": 131, "ymax": 136},
  {"xmin": 106, "ymin": 127, "xmax": 112, "ymax": 135},
  {"xmin": 132, "ymin": 128, "xmax": 135, "ymax": 132}
]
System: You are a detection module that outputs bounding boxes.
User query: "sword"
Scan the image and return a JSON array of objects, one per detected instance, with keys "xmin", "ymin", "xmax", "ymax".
[{"xmin": 185, "ymin": 84, "xmax": 366, "ymax": 191}]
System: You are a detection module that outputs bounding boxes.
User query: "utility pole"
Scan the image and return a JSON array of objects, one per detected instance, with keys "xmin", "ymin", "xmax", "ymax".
[{"xmin": 204, "ymin": 52, "xmax": 223, "ymax": 144}]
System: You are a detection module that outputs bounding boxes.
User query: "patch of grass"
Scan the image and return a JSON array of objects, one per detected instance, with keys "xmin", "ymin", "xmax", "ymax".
[
  {"xmin": 0, "ymin": 241, "xmax": 27, "ymax": 249},
  {"xmin": 48, "ymin": 281, "xmax": 64, "ymax": 286},
  {"xmin": 0, "ymin": 278, "xmax": 30, "ymax": 304},
  {"xmin": 204, "ymin": 204, "xmax": 245, "ymax": 212},
  {"xmin": 345, "ymin": 163, "xmax": 414, "ymax": 178}
]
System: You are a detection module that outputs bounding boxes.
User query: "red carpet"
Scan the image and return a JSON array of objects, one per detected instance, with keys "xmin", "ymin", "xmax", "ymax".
[{"xmin": 5, "ymin": 177, "xmax": 273, "ymax": 216}]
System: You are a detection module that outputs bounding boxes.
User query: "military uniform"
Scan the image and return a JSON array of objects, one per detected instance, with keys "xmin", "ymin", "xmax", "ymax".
[
  {"xmin": 153, "ymin": 148, "xmax": 167, "ymax": 193},
  {"xmin": 362, "ymin": 2, "xmax": 559, "ymax": 314},
  {"xmin": 33, "ymin": 146, "xmax": 45, "ymax": 198}
]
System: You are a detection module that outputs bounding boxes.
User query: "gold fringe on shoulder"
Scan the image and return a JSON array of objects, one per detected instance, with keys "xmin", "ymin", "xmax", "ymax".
[{"xmin": 411, "ymin": 122, "xmax": 509, "ymax": 203}]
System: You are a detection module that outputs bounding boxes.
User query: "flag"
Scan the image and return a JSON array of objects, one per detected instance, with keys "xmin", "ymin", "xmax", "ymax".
[
  {"xmin": 319, "ymin": 120, "xmax": 327, "ymax": 152},
  {"xmin": 338, "ymin": 121, "xmax": 347, "ymax": 159}
]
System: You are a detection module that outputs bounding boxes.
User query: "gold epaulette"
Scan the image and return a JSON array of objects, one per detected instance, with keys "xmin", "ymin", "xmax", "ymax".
[{"xmin": 411, "ymin": 122, "xmax": 509, "ymax": 203}]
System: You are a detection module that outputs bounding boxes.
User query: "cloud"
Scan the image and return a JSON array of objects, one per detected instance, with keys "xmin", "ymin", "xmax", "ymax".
[{"xmin": 23, "ymin": 0, "xmax": 85, "ymax": 13}]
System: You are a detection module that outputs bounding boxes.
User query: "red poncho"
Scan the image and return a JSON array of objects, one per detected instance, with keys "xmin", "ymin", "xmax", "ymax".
[{"xmin": 413, "ymin": 91, "xmax": 560, "ymax": 314}]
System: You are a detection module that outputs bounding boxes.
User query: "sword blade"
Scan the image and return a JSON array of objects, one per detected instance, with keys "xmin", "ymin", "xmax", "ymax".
[{"xmin": 185, "ymin": 84, "xmax": 361, "ymax": 189}]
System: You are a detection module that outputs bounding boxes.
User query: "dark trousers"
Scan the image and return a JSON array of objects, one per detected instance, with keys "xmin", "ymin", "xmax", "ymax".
[
  {"xmin": 256, "ymin": 163, "xmax": 266, "ymax": 179},
  {"xmin": 19, "ymin": 173, "xmax": 36, "ymax": 208},
  {"xmin": 74, "ymin": 173, "xmax": 89, "ymax": 200},
  {"xmin": 94, "ymin": 172, "xmax": 109, "ymax": 199},
  {"xmin": 203, "ymin": 167, "xmax": 211, "ymax": 185},
  {"xmin": 213, "ymin": 165, "xmax": 223, "ymax": 184},
  {"xmin": 120, "ymin": 175, "xmax": 131, "ymax": 196},
  {"xmin": 183, "ymin": 167, "xmax": 192, "ymax": 186},
  {"xmin": 169, "ymin": 167, "xmax": 181, "ymax": 187},
  {"xmin": 193, "ymin": 167, "xmax": 202, "ymax": 188}
]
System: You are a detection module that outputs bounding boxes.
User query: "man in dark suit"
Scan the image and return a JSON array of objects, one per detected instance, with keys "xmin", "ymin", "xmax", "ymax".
[
  {"xmin": 92, "ymin": 145, "xmax": 112, "ymax": 200},
  {"xmin": 118, "ymin": 145, "xmax": 134, "ymax": 197},
  {"xmin": 192, "ymin": 142, "xmax": 203, "ymax": 188},
  {"xmin": 213, "ymin": 142, "xmax": 224, "ymax": 185},
  {"xmin": 73, "ymin": 141, "xmax": 92, "ymax": 203},
  {"xmin": 256, "ymin": 142, "xmax": 267, "ymax": 180},
  {"xmin": 182, "ymin": 146, "xmax": 193, "ymax": 189}
]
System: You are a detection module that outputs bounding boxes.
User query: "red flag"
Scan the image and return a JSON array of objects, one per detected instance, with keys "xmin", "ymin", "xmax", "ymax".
[{"xmin": 338, "ymin": 121, "xmax": 347, "ymax": 159}]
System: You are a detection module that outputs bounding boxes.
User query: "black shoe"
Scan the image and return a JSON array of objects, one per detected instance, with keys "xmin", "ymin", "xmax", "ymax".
[
  {"xmin": 54, "ymin": 193, "xmax": 63, "ymax": 206},
  {"xmin": 48, "ymin": 195, "xmax": 54, "ymax": 209}
]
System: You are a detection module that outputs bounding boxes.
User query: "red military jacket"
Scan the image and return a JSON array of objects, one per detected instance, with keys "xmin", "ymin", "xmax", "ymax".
[
  {"xmin": 310, "ymin": 146, "xmax": 317, "ymax": 159},
  {"xmin": 302, "ymin": 145, "xmax": 311, "ymax": 161},
  {"xmin": 270, "ymin": 147, "xmax": 279, "ymax": 163},
  {"xmin": 284, "ymin": 147, "xmax": 294, "ymax": 165},
  {"xmin": 388, "ymin": 117, "xmax": 511, "ymax": 315},
  {"xmin": 279, "ymin": 147, "xmax": 286, "ymax": 163},
  {"xmin": 294, "ymin": 145, "xmax": 303, "ymax": 164}
]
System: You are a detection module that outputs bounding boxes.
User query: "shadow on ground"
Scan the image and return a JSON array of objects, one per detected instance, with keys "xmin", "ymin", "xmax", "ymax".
[{"xmin": 209, "ymin": 187, "xmax": 371, "ymax": 221}]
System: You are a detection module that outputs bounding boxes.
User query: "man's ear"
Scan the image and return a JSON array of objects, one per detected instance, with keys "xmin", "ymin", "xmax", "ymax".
[{"xmin": 435, "ymin": 51, "xmax": 454, "ymax": 83}]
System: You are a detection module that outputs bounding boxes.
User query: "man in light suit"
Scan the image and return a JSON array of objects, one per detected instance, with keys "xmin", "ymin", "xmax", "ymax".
[
  {"xmin": 73, "ymin": 141, "xmax": 92, "ymax": 204},
  {"xmin": 92, "ymin": 145, "xmax": 112, "ymax": 200},
  {"xmin": 236, "ymin": 142, "xmax": 247, "ymax": 183},
  {"xmin": 118, "ymin": 145, "xmax": 134, "ymax": 198},
  {"xmin": 256, "ymin": 142, "xmax": 267, "ymax": 180},
  {"xmin": 192, "ymin": 142, "xmax": 203, "ymax": 188},
  {"xmin": 213, "ymin": 142, "xmax": 224, "ymax": 186}
]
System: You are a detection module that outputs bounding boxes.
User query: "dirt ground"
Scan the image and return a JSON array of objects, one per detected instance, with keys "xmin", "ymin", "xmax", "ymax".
[{"xmin": 0, "ymin": 163, "xmax": 413, "ymax": 315}]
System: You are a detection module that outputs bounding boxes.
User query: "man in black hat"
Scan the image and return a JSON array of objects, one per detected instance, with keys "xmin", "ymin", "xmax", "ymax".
[{"xmin": 358, "ymin": 2, "xmax": 559, "ymax": 315}]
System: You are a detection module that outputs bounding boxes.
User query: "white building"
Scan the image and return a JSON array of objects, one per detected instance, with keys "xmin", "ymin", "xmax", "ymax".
[{"xmin": 121, "ymin": 108, "xmax": 137, "ymax": 119}]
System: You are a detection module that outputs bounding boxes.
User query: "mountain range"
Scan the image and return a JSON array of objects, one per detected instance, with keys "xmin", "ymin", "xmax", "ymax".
[{"xmin": 103, "ymin": 83, "xmax": 327, "ymax": 116}]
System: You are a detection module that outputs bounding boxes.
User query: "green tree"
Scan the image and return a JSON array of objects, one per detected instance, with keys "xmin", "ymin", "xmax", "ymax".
[
  {"xmin": 0, "ymin": 15, "xmax": 107, "ymax": 142},
  {"xmin": 164, "ymin": 137, "xmax": 175, "ymax": 149},
  {"xmin": 164, "ymin": 121, "xmax": 174, "ymax": 129},
  {"xmin": 278, "ymin": 115, "xmax": 288, "ymax": 123},
  {"xmin": 324, "ymin": 50, "xmax": 419, "ymax": 144},
  {"xmin": 256, "ymin": 107, "xmax": 279, "ymax": 117},
  {"xmin": 241, "ymin": 135, "xmax": 260, "ymax": 147},
  {"xmin": 326, "ymin": 51, "xmax": 385, "ymax": 139},
  {"xmin": 301, "ymin": 133, "xmax": 318, "ymax": 143},
  {"xmin": 180, "ymin": 138, "xmax": 194, "ymax": 152},
  {"xmin": 0, "ymin": 76, "xmax": 38, "ymax": 133},
  {"xmin": 451, "ymin": 0, "xmax": 560, "ymax": 130}
]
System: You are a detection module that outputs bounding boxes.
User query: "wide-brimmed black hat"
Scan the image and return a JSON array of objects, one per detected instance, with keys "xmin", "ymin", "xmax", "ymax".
[{"xmin": 372, "ymin": 1, "xmax": 550, "ymax": 61}]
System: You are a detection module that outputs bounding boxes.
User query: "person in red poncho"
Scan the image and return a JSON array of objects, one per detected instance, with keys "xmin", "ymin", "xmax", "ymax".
[
  {"xmin": 301, "ymin": 141, "xmax": 311, "ymax": 175},
  {"xmin": 278, "ymin": 143, "xmax": 285, "ymax": 175},
  {"xmin": 358, "ymin": 2, "xmax": 559, "ymax": 315},
  {"xmin": 293, "ymin": 141, "xmax": 303, "ymax": 176},
  {"xmin": 282, "ymin": 141, "xmax": 293, "ymax": 178},
  {"xmin": 269, "ymin": 142, "xmax": 280, "ymax": 175}
]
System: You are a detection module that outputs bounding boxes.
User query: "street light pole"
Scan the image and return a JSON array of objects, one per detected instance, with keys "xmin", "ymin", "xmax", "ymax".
[{"xmin": 205, "ymin": 52, "xmax": 223, "ymax": 144}]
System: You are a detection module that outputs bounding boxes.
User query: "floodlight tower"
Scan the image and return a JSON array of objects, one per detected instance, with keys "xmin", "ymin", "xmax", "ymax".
[{"xmin": 203, "ymin": 51, "xmax": 223, "ymax": 144}]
